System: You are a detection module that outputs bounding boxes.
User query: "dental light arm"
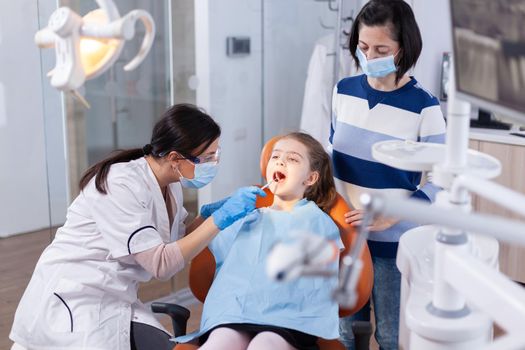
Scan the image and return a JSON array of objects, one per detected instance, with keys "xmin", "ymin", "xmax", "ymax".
[
  {"xmin": 34, "ymin": 0, "xmax": 155, "ymax": 107},
  {"xmin": 120, "ymin": 10, "xmax": 155, "ymax": 72},
  {"xmin": 361, "ymin": 192, "xmax": 525, "ymax": 245}
]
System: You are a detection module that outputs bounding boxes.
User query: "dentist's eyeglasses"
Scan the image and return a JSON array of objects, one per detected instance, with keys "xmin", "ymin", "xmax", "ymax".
[
  {"xmin": 158, "ymin": 147, "xmax": 221, "ymax": 164},
  {"xmin": 189, "ymin": 147, "xmax": 221, "ymax": 164}
]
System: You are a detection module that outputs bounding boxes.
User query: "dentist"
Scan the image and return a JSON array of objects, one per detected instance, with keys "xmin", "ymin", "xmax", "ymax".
[{"xmin": 10, "ymin": 104, "xmax": 265, "ymax": 350}]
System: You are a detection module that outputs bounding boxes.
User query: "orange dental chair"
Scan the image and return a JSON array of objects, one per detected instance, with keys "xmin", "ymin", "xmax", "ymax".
[{"xmin": 152, "ymin": 136, "xmax": 374, "ymax": 350}]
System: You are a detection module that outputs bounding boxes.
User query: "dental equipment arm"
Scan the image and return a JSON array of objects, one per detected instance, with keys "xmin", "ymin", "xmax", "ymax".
[
  {"xmin": 357, "ymin": 192, "xmax": 525, "ymax": 350},
  {"xmin": 267, "ymin": 189, "xmax": 525, "ymax": 306},
  {"xmin": 332, "ymin": 206, "xmax": 372, "ymax": 308},
  {"xmin": 451, "ymin": 174, "xmax": 525, "ymax": 218},
  {"xmin": 444, "ymin": 248, "xmax": 525, "ymax": 350},
  {"xmin": 361, "ymin": 193, "xmax": 525, "ymax": 245}
]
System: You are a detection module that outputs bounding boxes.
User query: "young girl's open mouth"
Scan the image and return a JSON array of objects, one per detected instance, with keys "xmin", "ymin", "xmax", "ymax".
[{"xmin": 273, "ymin": 171, "xmax": 286, "ymax": 183}]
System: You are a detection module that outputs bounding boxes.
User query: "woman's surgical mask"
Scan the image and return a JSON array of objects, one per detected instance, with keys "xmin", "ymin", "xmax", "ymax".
[
  {"xmin": 356, "ymin": 47, "xmax": 399, "ymax": 78},
  {"xmin": 170, "ymin": 147, "xmax": 220, "ymax": 188},
  {"xmin": 177, "ymin": 161, "xmax": 218, "ymax": 189}
]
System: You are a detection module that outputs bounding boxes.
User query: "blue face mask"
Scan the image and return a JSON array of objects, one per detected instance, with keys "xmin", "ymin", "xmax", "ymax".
[
  {"xmin": 177, "ymin": 161, "xmax": 218, "ymax": 189},
  {"xmin": 356, "ymin": 47, "xmax": 399, "ymax": 78}
]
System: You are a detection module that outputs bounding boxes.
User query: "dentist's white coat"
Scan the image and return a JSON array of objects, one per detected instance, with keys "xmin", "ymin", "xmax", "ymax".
[{"xmin": 10, "ymin": 157, "xmax": 187, "ymax": 350}]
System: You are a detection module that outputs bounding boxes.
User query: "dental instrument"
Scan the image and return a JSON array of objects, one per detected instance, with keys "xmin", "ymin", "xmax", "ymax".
[
  {"xmin": 261, "ymin": 180, "xmax": 274, "ymax": 190},
  {"xmin": 34, "ymin": 0, "xmax": 155, "ymax": 108}
]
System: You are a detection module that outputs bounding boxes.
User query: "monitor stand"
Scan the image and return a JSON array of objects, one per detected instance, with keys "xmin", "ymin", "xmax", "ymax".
[{"xmin": 470, "ymin": 109, "xmax": 512, "ymax": 130}]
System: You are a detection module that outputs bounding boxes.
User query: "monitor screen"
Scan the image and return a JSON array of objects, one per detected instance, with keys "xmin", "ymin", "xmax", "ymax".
[{"xmin": 450, "ymin": 0, "xmax": 525, "ymax": 122}]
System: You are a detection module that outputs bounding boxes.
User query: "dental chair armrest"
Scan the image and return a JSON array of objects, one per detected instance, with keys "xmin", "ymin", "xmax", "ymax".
[{"xmin": 151, "ymin": 302, "xmax": 191, "ymax": 337}]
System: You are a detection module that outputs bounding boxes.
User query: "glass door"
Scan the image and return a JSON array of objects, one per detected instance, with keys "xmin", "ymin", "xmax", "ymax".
[{"xmin": 59, "ymin": 0, "xmax": 196, "ymax": 299}]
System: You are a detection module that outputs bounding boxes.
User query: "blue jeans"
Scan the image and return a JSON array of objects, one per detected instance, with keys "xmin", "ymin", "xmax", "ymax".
[{"xmin": 339, "ymin": 256, "xmax": 401, "ymax": 350}]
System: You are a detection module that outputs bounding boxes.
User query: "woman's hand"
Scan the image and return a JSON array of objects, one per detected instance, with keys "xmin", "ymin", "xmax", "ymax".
[
  {"xmin": 212, "ymin": 186, "xmax": 266, "ymax": 230},
  {"xmin": 200, "ymin": 197, "xmax": 230, "ymax": 218},
  {"xmin": 344, "ymin": 209, "xmax": 399, "ymax": 232}
]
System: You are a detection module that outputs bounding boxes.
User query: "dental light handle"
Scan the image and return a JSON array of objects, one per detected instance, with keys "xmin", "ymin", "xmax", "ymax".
[
  {"xmin": 34, "ymin": 28, "xmax": 56, "ymax": 48},
  {"xmin": 48, "ymin": 7, "xmax": 85, "ymax": 91}
]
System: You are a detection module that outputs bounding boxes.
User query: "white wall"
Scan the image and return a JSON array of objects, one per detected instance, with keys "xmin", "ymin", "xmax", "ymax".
[
  {"xmin": 262, "ymin": 0, "xmax": 339, "ymax": 140},
  {"xmin": 0, "ymin": 1, "xmax": 55, "ymax": 236},
  {"xmin": 411, "ymin": 0, "xmax": 453, "ymax": 114},
  {"xmin": 196, "ymin": 0, "xmax": 264, "ymax": 203}
]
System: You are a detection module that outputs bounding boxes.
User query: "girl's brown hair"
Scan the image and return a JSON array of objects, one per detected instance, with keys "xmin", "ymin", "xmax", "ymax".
[{"xmin": 282, "ymin": 132, "xmax": 337, "ymax": 213}]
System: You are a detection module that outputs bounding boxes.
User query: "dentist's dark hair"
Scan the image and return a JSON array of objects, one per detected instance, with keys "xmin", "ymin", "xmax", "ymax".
[
  {"xmin": 79, "ymin": 103, "xmax": 221, "ymax": 194},
  {"xmin": 282, "ymin": 132, "xmax": 337, "ymax": 213},
  {"xmin": 348, "ymin": 0, "xmax": 422, "ymax": 85}
]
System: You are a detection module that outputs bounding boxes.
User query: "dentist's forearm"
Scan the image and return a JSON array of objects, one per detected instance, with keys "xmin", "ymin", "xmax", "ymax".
[
  {"xmin": 176, "ymin": 217, "xmax": 220, "ymax": 262},
  {"xmin": 185, "ymin": 216, "xmax": 206, "ymax": 235},
  {"xmin": 133, "ymin": 217, "xmax": 219, "ymax": 280},
  {"xmin": 133, "ymin": 243, "xmax": 185, "ymax": 281}
]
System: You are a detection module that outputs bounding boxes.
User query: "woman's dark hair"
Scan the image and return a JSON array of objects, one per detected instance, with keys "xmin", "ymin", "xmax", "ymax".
[
  {"xmin": 79, "ymin": 103, "xmax": 221, "ymax": 194},
  {"xmin": 348, "ymin": 0, "xmax": 422, "ymax": 85},
  {"xmin": 282, "ymin": 132, "xmax": 337, "ymax": 213}
]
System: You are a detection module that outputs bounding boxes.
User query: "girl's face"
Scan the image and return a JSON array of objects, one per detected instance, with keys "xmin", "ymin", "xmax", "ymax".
[
  {"xmin": 357, "ymin": 24, "xmax": 400, "ymax": 61},
  {"xmin": 266, "ymin": 138, "xmax": 319, "ymax": 200}
]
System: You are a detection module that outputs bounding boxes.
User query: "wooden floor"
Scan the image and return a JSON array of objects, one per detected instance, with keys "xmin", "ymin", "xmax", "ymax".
[{"xmin": 0, "ymin": 229, "xmax": 53, "ymax": 350}]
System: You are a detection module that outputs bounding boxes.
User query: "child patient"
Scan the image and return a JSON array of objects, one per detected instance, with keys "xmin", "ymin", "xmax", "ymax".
[{"xmin": 177, "ymin": 132, "xmax": 343, "ymax": 350}]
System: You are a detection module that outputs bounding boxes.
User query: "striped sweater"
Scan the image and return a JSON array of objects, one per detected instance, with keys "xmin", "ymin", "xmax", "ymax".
[{"xmin": 330, "ymin": 74, "xmax": 446, "ymax": 258}]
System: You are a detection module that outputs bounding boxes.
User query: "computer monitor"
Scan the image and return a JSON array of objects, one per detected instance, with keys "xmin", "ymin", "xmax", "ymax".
[{"xmin": 449, "ymin": 0, "xmax": 525, "ymax": 124}]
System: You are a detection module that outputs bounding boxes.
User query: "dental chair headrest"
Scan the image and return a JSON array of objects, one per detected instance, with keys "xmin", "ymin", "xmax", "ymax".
[{"xmin": 260, "ymin": 135, "xmax": 282, "ymax": 178}]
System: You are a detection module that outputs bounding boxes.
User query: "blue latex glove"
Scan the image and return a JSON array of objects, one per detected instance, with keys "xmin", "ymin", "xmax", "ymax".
[
  {"xmin": 200, "ymin": 197, "xmax": 229, "ymax": 219},
  {"xmin": 211, "ymin": 186, "xmax": 266, "ymax": 230}
]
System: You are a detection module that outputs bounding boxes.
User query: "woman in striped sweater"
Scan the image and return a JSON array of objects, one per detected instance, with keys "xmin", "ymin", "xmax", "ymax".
[{"xmin": 330, "ymin": 1, "xmax": 446, "ymax": 349}]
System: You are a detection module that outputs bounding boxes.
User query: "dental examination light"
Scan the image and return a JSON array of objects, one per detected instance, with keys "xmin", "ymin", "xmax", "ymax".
[{"xmin": 34, "ymin": 0, "xmax": 155, "ymax": 108}]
